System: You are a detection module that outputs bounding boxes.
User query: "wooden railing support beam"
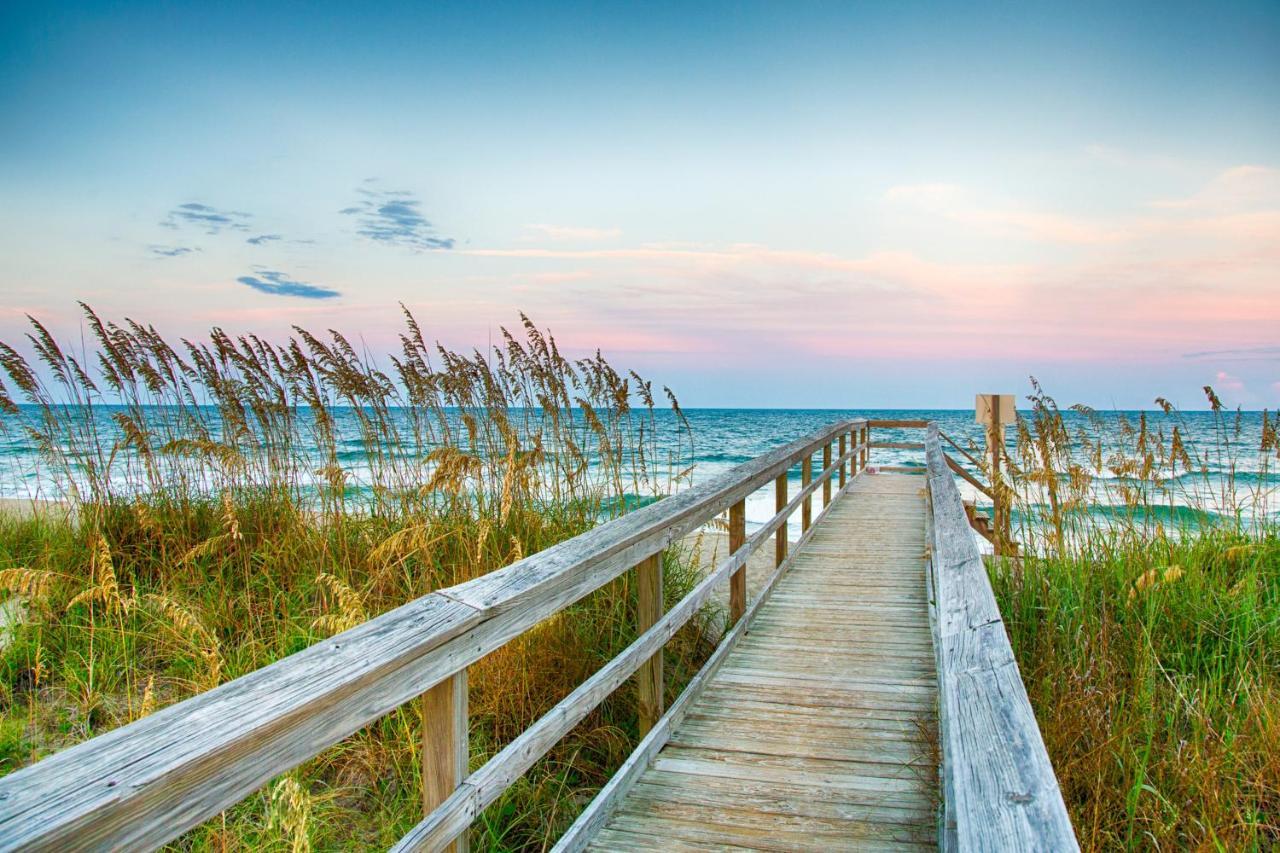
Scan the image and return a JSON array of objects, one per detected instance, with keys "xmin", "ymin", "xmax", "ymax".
[
  {"xmin": 423, "ymin": 672, "xmax": 469, "ymax": 853},
  {"xmin": 774, "ymin": 473, "xmax": 788, "ymax": 567},
  {"xmin": 801, "ymin": 456, "xmax": 813, "ymax": 532},
  {"xmin": 838, "ymin": 434, "xmax": 847, "ymax": 488},
  {"xmin": 728, "ymin": 500, "xmax": 747, "ymax": 625},
  {"xmin": 636, "ymin": 551, "xmax": 664, "ymax": 737},
  {"xmin": 822, "ymin": 443, "xmax": 832, "ymax": 506}
]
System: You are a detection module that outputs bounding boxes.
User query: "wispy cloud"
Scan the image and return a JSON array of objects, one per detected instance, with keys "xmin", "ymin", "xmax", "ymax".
[
  {"xmin": 340, "ymin": 183, "xmax": 454, "ymax": 250},
  {"xmin": 1184, "ymin": 345, "xmax": 1280, "ymax": 361},
  {"xmin": 246, "ymin": 234, "xmax": 282, "ymax": 245},
  {"xmin": 161, "ymin": 202, "xmax": 251, "ymax": 234},
  {"xmin": 148, "ymin": 245, "xmax": 199, "ymax": 258},
  {"xmin": 883, "ymin": 183, "xmax": 1126, "ymax": 244},
  {"xmin": 884, "ymin": 165, "xmax": 1280, "ymax": 249},
  {"xmin": 236, "ymin": 269, "xmax": 340, "ymax": 300},
  {"xmin": 522, "ymin": 223, "xmax": 622, "ymax": 241}
]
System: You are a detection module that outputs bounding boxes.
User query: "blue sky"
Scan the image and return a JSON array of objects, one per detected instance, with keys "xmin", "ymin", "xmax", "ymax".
[{"xmin": 1, "ymin": 1, "xmax": 1277, "ymax": 408}]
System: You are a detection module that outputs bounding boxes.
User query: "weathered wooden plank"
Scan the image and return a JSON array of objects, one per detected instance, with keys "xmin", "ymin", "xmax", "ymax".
[
  {"xmin": 924, "ymin": 426, "xmax": 1077, "ymax": 852},
  {"xmin": 801, "ymin": 455, "xmax": 813, "ymax": 531},
  {"xmin": 822, "ymin": 442, "xmax": 833, "ymax": 506},
  {"xmin": 612, "ymin": 796, "xmax": 935, "ymax": 845},
  {"xmin": 775, "ymin": 472, "xmax": 788, "ymax": 567},
  {"xmin": 866, "ymin": 419, "xmax": 930, "ymax": 428},
  {"xmin": 422, "ymin": 672, "xmax": 469, "ymax": 853},
  {"xmin": 653, "ymin": 748, "xmax": 934, "ymax": 795},
  {"xmin": 632, "ymin": 770, "xmax": 936, "ymax": 825},
  {"xmin": 728, "ymin": 499, "xmax": 746, "ymax": 625},
  {"xmin": 870, "ymin": 440, "xmax": 926, "ymax": 451},
  {"xmin": 635, "ymin": 550, "xmax": 664, "ymax": 737}
]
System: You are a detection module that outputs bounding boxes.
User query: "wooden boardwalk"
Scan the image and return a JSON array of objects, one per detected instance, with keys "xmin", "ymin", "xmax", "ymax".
[{"xmin": 588, "ymin": 473, "xmax": 938, "ymax": 851}]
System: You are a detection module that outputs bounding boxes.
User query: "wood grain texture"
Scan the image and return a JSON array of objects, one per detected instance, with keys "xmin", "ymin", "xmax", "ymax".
[
  {"xmin": 801, "ymin": 456, "xmax": 813, "ymax": 532},
  {"xmin": 636, "ymin": 551, "xmax": 665, "ymax": 737},
  {"xmin": 728, "ymin": 500, "xmax": 746, "ymax": 625},
  {"xmin": 925, "ymin": 426, "xmax": 1077, "ymax": 851},
  {"xmin": 422, "ymin": 672, "xmax": 469, "ymax": 853},
  {"xmin": 775, "ymin": 473, "xmax": 788, "ymax": 568},
  {"xmin": 0, "ymin": 420, "xmax": 866, "ymax": 852},
  {"xmin": 823, "ymin": 443, "xmax": 833, "ymax": 506},
  {"xmin": 578, "ymin": 473, "xmax": 940, "ymax": 851}
]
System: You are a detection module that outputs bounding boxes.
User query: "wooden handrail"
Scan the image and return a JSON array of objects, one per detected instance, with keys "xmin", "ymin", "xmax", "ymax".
[
  {"xmin": 939, "ymin": 429, "xmax": 984, "ymax": 471},
  {"xmin": 865, "ymin": 418, "xmax": 930, "ymax": 428},
  {"xmin": 923, "ymin": 425, "xmax": 1076, "ymax": 850},
  {"xmin": 0, "ymin": 419, "xmax": 868, "ymax": 852},
  {"xmin": 869, "ymin": 440, "xmax": 925, "ymax": 451},
  {"xmin": 943, "ymin": 452, "xmax": 995, "ymax": 499}
]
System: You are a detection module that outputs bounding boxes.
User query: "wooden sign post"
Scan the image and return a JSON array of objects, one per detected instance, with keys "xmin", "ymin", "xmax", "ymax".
[{"xmin": 975, "ymin": 394, "xmax": 1015, "ymax": 555}]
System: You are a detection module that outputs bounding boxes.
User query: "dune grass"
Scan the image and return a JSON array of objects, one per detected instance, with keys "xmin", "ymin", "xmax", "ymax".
[
  {"xmin": 991, "ymin": 384, "xmax": 1280, "ymax": 849},
  {"xmin": 0, "ymin": 306, "xmax": 713, "ymax": 850}
]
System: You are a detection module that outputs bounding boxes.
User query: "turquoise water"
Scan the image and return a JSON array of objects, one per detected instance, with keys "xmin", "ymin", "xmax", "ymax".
[{"xmin": 1, "ymin": 406, "xmax": 1276, "ymax": 532}]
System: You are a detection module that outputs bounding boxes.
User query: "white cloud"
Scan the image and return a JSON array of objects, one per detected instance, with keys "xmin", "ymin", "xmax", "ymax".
[{"xmin": 522, "ymin": 224, "xmax": 622, "ymax": 241}]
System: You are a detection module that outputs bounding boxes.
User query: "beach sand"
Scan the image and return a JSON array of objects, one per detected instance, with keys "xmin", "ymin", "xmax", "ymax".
[{"xmin": 677, "ymin": 527, "xmax": 796, "ymax": 630}]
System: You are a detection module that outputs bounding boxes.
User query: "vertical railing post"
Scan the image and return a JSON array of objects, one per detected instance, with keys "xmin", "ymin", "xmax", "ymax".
[
  {"xmin": 636, "ymin": 550, "xmax": 664, "ymax": 736},
  {"xmin": 822, "ymin": 443, "xmax": 832, "ymax": 507},
  {"xmin": 775, "ymin": 471, "xmax": 788, "ymax": 567},
  {"xmin": 728, "ymin": 499, "xmax": 746, "ymax": 625},
  {"xmin": 860, "ymin": 425, "xmax": 869, "ymax": 469},
  {"xmin": 801, "ymin": 454, "xmax": 813, "ymax": 532},
  {"xmin": 838, "ymin": 433, "xmax": 847, "ymax": 488},
  {"xmin": 422, "ymin": 671, "xmax": 469, "ymax": 853}
]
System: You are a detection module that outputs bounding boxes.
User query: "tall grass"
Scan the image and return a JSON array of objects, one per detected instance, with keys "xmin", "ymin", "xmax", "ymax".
[
  {"xmin": 0, "ymin": 305, "xmax": 709, "ymax": 850},
  {"xmin": 992, "ymin": 383, "xmax": 1280, "ymax": 849}
]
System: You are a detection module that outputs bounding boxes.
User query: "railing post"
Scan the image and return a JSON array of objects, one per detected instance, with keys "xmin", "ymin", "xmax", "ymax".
[
  {"xmin": 801, "ymin": 455, "xmax": 813, "ymax": 532},
  {"xmin": 636, "ymin": 550, "xmax": 664, "ymax": 736},
  {"xmin": 422, "ymin": 671, "xmax": 469, "ymax": 853},
  {"xmin": 822, "ymin": 443, "xmax": 832, "ymax": 506},
  {"xmin": 775, "ymin": 472, "xmax": 788, "ymax": 567},
  {"xmin": 860, "ymin": 425, "xmax": 869, "ymax": 469},
  {"xmin": 728, "ymin": 499, "xmax": 747, "ymax": 625},
  {"xmin": 838, "ymin": 433, "xmax": 847, "ymax": 488}
]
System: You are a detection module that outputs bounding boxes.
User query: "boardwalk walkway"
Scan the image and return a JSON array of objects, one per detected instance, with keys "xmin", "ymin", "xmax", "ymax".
[{"xmin": 588, "ymin": 473, "xmax": 938, "ymax": 851}]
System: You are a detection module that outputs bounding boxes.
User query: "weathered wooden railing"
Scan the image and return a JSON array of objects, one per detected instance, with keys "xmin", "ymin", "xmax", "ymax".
[
  {"xmin": 0, "ymin": 419, "xmax": 870, "ymax": 852},
  {"xmin": 923, "ymin": 423, "xmax": 1077, "ymax": 850}
]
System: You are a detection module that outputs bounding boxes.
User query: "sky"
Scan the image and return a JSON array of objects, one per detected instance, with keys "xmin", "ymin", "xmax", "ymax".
[{"xmin": 1, "ymin": 1, "xmax": 1278, "ymax": 409}]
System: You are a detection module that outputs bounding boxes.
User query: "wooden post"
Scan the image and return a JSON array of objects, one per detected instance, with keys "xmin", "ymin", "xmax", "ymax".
[
  {"xmin": 422, "ymin": 671, "xmax": 469, "ymax": 853},
  {"xmin": 774, "ymin": 472, "xmax": 788, "ymax": 567},
  {"xmin": 728, "ymin": 500, "xmax": 746, "ymax": 625},
  {"xmin": 822, "ymin": 443, "xmax": 832, "ymax": 506},
  {"xmin": 838, "ymin": 434, "xmax": 847, "ymax": 488},
  {"xmin": 636, "ymin": 550, "xmax": 664, "ymax": 736},
  {"xmin": 977, "ymin": 394, "xmax": 1015, "ymax": 557},
  {"xmin": 859, "ymin": 426, "xmax": 869, "ymax": 470},
  {"xmin": 801, "ymin": 455, "xmax": 813, "ymax": 532}
]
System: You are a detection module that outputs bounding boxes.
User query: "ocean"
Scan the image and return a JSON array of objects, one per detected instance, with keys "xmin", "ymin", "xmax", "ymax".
[{"xmin": 2, "ymin": 406, "xmax": 1276, "ymax": 533}]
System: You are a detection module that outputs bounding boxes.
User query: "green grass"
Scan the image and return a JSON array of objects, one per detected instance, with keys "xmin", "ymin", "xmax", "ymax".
[
  {"xmin": 994, "ymin": 530, "xmax": 1280, "ymax": 849},
  {"xmin": 991, "ymin": 384, "xmax": 1280, "ymax": 850}
]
